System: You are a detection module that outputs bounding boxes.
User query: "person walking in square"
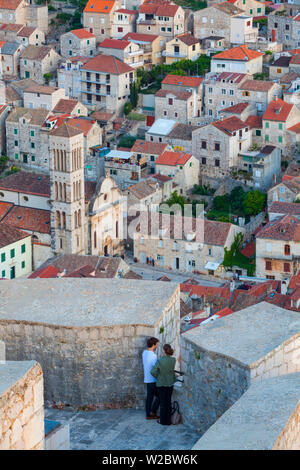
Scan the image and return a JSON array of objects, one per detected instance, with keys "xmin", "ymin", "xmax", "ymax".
[
  {"xmin": 142, "ymin": 337, "xmax": 160, "ymax": 420},
  {"xmin": 150, "ymin": 344, "xmax": 176, "ymax": 426}
]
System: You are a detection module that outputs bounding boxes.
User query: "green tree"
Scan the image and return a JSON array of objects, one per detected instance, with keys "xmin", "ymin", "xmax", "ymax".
[
  {"xmin": 123, "ymin": 101, "xmax": 132, "ymax": 116},
  {"xmin": 129, "ymin": 81, "xmax": 139, "ymax": 109},
  {"xmin": 242, "ymin": 190, "xmax": 266, "ymax": 216},
  {"xmin": 230, "ymin": 186, "xmax": 246, "ymax": 212},
  {"xmin": 213, "ymin": 194, "xmax": 230, "ymax": 212}
]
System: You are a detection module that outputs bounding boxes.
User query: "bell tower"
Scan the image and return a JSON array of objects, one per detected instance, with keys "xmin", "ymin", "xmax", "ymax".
[{"xmin": 49, "ymin": 122, "xmax": 85, "ymax": 255}]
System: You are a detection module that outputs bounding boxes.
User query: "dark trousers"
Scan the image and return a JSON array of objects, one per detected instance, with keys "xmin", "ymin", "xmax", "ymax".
[
  {"xmin": 158, "ymin": 386, "xmax": 173, "ymax": 425},
  {"xmin": 146, "ymin": 382, "xmax": 160, "ymax": 417}
]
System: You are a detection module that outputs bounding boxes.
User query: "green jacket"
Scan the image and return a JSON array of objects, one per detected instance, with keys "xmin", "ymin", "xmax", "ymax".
[{"xmin": 150, "ymin": 355, "xmax": 176, "ymax": 387}]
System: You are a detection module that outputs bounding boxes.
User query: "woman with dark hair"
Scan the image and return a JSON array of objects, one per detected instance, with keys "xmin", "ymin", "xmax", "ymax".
[{"xmin": 150, "ymin": 344, "xmax": 176, "ymax": 425}]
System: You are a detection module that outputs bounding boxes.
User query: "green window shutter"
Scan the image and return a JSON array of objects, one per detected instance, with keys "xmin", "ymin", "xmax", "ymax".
[
  {"xmin": 1, "ymin": 252, "xmax": 5, "ymax": 262},
  {"xmin": 257, "ymin": 8, "xmax": 261, "ymax": 13},
  {"xmin": 256, "ymin": 130, "xmax": 261, "ymax": 136},
  {"xmin": 21, "ymin": 244, "xmax": 26, "ymax": 254},
  {"xmin": 278, "ymin": 136, "xmax": 282, "ymax": 143},
  {"xmin": 30, "ymin": 130, "xmax": 35, "ymax": 136},
  {"xmin": 265, "ymin": 122, "xmax": 269, "ymax": 128},
  {"xmin": 10, "ymin": 248, "xmax": 15, "ymax": 258},
  {"xmin": 21, "ymin": 261, "xmax": 25, "ymax": 269},
  {"xmin": 31, "ymin": 155, "xmax": 35, "ymax": 162},
  {"xmin": 1, "ymin": 270, "xmax": 5, "ymax": 278},
  {"xmin": 31, "ymin": 142, "xmax": 35, "ymax": 149},
  {"xmin": 14, "ymin": 140, "xmax": 18, "ymax": 146},
  {"xmin": 14, "ymin": 153, "xmax": 19, "ymax": 160},
  {"xmin": 14, "ymin": 128, "xmax": 18, "ymax": 135},
  {"xmin": 279, "ymin": 123, "xmax": 283, "ymax": 130},
  {"xmin": 265, "ymin": 135, "xmax": 269, "ymax": 142},
  {"xmin": 250, "ymin": 9, "xmax": 253, "ymax": 14}
]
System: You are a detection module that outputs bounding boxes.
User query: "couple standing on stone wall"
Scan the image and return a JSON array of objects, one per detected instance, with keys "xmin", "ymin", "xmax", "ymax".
[{"xmin": 142, "ymin": 337, "xmax": 176, "ymax": 426}]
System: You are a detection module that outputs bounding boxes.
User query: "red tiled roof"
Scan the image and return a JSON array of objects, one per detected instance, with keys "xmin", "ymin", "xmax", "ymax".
[
  {"xmin": 115, "ymin": 8, "xmax": 137, "ymax": 14},
  {"xmin": 0, "ymin": 223, "xmax": 29, "ymax": 249},
  {"xmin": 269, "ymin": 201, "xmax": 300, "ymax": 216},
  {"xmin": 245, "ymin": 115, "xmax": 263, "ymax": 129},
  {"xmin": 176, "ymin": 33, "xmax": 199, "ymax": 46},
  {"xmin": 0, "ymin": 0, "xmax": 23, "ymax": 10},
  {"xmin": 140, "ymin": 1, "xmax": 179, "ymax": 16},
  {"xmin": 239, "ymin": 79, "xmax": 275, "ymax": 92},
  {"xmin": 151, "ymin": 173, "xmax": 172, "ymax": 183},
  {"xmin": 215, "ymin": 307, "xmax": 233, "ymax": 318},
  {"xmin": 212, "ymin": 45, "xmax": 263, "ymax": 61},
  {"xmin": 52, "ymin": 99, "xmax": 80, "ymax": 114},
  {"xmin": 98, "ymin": 38, "xmax": 130, "ymax": 50},
  {"xmin": 131, "ymin": 139, "xmax": 168, "ymax": 154},
  {"xmin": 256, "ymin": 215, "xmax": 300, "ymax": 242},
  {"xmin": 28, "ymin": 265, "xmax": 60, "ymax": 279},
  {"xmin": 282, "ymin": 174, "xmax": 297, "ymax": 181},
  {"xmin": 2, "ymin": 206, "xmax": 51, "ymax": 234},
  {"xmin": 70, "ymin": 29, "xmax": 95, "ymax": 39},
  {"xmin": 287, "ymin": 122, "xmax": 300, "ymax": 133},
  {"xmin": 67, "ymin": 117, "xmax": 94, "ymax": 136},
  {"xmin": 84, "ymin": 0, "xmax": 116, "ymax": 13},
  {"xmin": 289, "ymin": 272, "xmax": 300, "ymax": 290},
  {"xmin": 263, "ymin": 99, "xmax": 293, "ymax": 122},
  {"xmin": 155, "ymin": 151, "xmax": 192, "ymax": 166},
  {"xmin": 290, "ymin": 53, "xmax": 300, "ymax": 65},
  {"xmin": 240, "ymin": 241, "xmax": 255, "ymax": 258},
  {"xmin": 212, "ymin": 116, "xmax": 247, "ymax": 134},
  {"xmin": 155, "ymin": 88, "xmax": 192, "ymax": 101},
  {"xmin": 82, "ymin": 54, "xmax": 134, "ymax": 74},
  {"xmin": 162, "ymin": 74, "xmax": 203, "ymax": 87},
  {"xmin": 216, "ymin": 72, "xmax": 246, "ymax": 83},
  {"xmin": 0, "ymin": 202, "xmax": 14, "ymax": 221},
  {"xmin": 222, "ymin": 102, "xmax": 250, "ymax": 114},
  {"xmin": 0, "ymin": 171, "xmax": 50, "ymax": 197},
  {"xmin": 123, "ymin": 32, "xmax": 158, "ymax": 43}
]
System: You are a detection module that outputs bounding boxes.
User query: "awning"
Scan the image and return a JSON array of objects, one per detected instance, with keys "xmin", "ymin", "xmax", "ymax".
[{"xmin": 205, "ymin": 261, "xmax": 222, "ymax": 271}]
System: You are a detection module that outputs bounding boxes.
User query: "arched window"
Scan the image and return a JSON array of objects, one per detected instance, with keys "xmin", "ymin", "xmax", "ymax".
[
  {"xmin": 74, "ymin": 211, "xmax": 77, "ymax": 228},
  {"xmin": 56, "ymin": 211, "xmax": 61, "ymax": 228},
  {"xmin": 78, "ymin": 209, "xmax": 81, "ymax": 227},
  {"xmin": 62, "ymin": 211, "xmax": 66, "ymax": 229},
  {"xmin": 94, "ymin": 230, "xmax": 97, "ymax": 249}
]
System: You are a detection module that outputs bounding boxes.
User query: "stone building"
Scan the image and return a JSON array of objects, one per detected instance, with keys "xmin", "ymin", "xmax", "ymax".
[
  {"xmin": 23, "ymin": 85, "xmax": 66, "ymax": 111},
  {"xmin": 80, "ymin": 54, "xmax": 135, "ymax": 114},
  {"xmin": 134, "ymin": 211, "xmax": 245, "ymax": 274},
  {"xmin": 268, "ymin": 11, "xmax": 300, "ymax": 51},
  {"xmin": 136, "ymin": 1, "xmax": 184, "ymax": 41},
  {"xmin": 0, "ymin": 42, "xmax": 24, "ymax": 77},
  {"xmin": 211, "ymin": 45, "xmax": 263, "ymax": 75},
  {"xmin": 0, "ymin": 0, "xmax": 26, "ymax": 25},
  {"xmin": 256, "ymin": 215, "xmax": 300, "ymax": 280},
  {"xmin": 104, "ymin": 149, "xmax": 147, "ymax": 189},
  {"xmin": 155, "ymin": 150, "xmax": 200, "ymax": 193},
  {"xmin": 83, "ymin": 0, "xmax": 122, "ymax": 43},
  {"xmin": 194, "ymin": 3, "xmax": 244, "ymax": 47},
  {"xmin": 97, "ymin": 38, "xmax": 144, "ymax": 69},
  {"xmin": 20, "ymin": 45, "xmax": 62, "ymax": 84},
  {"xmin": 163, "ymin": 33, "xmax": 201, "ymax": 64},
  {"xmin": 123, "ymin": 32, "xmax": 164, "ymax": 68},
  {"xmin": 60, "ymin": 29, "xmax": 96, "ymax": 60},
  {"xmin": 267, "ymin": 177, "xmax": 300, "ymax": 206},
  {"xmin": 130, "ymin": 139, "xmax": 171, "ymax": 173},
  {"xmin": 203, "ymin": 72, "xmax": 249, "ymax": 119},
  {"xmin": 227, "ymin": 0, "xmax": 265, "ymax": 17},
  {"xmin": 0, "ymin": 223, "xmax": 32, "ymax": 279},
  {"xmin": 111, "ymin": 8, "xmax": 138, "ymax": 39},
  {"xmin": 262, "ymin": 98, "xmax": 300, "ymax": 155},
  {"xmin": 192, "ymin": 116, "xmax": 252, "ymax": 178},
  {"xmin": 57, "ymin": 56, "xmax": 90, "ymax": 100},
  {"xmin": 6, "ymin": 107, "xmax": 50, "ymax": 167},
  {"xmin": 230, "ymin": 15, "xmax": 258, "ymax": 44},
  {"xmin": 238, "ymin": 79, "xmax": 282, "ymax": 114}
]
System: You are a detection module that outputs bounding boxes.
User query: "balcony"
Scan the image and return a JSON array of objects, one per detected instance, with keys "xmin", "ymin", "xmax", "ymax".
[
  {"xmin": 129, "ymin": 61, "xmax": 144, "ymax": 68},
  {"xmin": 162, "ymin": 50, "xmax": 186, "ymax": 58},
  {"xmin": 82, "ymin": 77, "xmax": 110, "ymax": 85},
  {"xmin": 82, "ymin": 88, "xmax": 112, "ymax": 97},
  {"xmin": 126, "ymin": 50, "xmax": 144, "ymax": 57}
]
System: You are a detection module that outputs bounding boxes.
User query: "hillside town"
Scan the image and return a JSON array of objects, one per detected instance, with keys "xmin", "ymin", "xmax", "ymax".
[{"xmin": 0, "ymin": 0, "xmax": 300, "ymax": 453}]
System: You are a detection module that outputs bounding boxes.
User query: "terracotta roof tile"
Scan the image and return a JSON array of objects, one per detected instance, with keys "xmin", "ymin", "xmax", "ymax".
[
  {"xmin": 263, "ymin": 98, "xmax": 293, "ymax": 122},
  {"xmin": 213, "ymin": 45, "xmax": 263, "ymax": 61},
  {"xmin": 52, "ymin": 99, "xmax": 81, "ymax": 114},
  {"xmin": 269, "ymin": 201, "xmax": 300, "ymax": 216},
  {"xmin": 50, "ymin": 122, "xmax": 83, "ymax": 137},
  {"xmin": 155, "ymin": 150, "xmax": 192, "ymax": 166},
  {"xmin": 28, "ymin": 265, "xmax": 60, "ymax": 279},
  {"xmin": 82, "ymin": 54, "xmax": 134, "ymax": 74},
  {"xmin": 0, "ymin": 202, "xmax": 14, "ymax": 221},
  {"xmin": 98, "ymin": 38, "xmax": 130, "ymax": 50},
  {"xmin": 0, "ymin": 0, "xmax": 23, "ymax": 10},
  {"xmin": 216, "ymin": 72, "xmax": 246, "ymax": 83},
  {"xmin": 84, "ymin": 0, "xmax": 116, "ymax": 13},
  {"xmin": 155, "ymin": 88, "xmax": 192, "ymax": 101},
  {"xmin": 67, "ymin": 117, "xmax": 94, "ymax": 136},
  {"xmin": 0, "ymin": 223, "xmax": 29, "ymax": 248},
  {"xmin": 2, "ymin": 206, "xmax": 51, "ymax": 234},
  {"xmin": 176, "ymin": 33, "xmax": 199, "ymax": 46},
  {"xmin": 287, "ymin": 122, "xmax": 300, "ymax": 133},
  {"xmin": 256, "ymin": 214, "xmax": 300, "ymax": 242},
  {"xmin": 123, "ymin": 32, "xmax": 158, "ymax": 43},
  {"xmin": 222, "ymin": 102, "xmax": 250, "ymax": 114},
  {"xmin": 21, "ymin": 45, "xmax": 52, "ymax": 61},
  {"xmin": 162, "ymin": 74, "xmax": 203, "ymax": 87},
  {"xmin": 245, "ymin": 115, "xmax": 263, "ymax": 129},
  {"xmin": 239, "ymin": 79, "xmax": 275, "ymax": 92},
  {"xmin": 0, "ymin": 171, "xmax": 50, "ymax": 196},
  {"xmin": 70, "ymin": 28, "xmax": 95, "ymax": 39},
  {"xmin": 131, "ymin": 139, "xmax": 168, "ymax": 154},
  {"xmin": 212, "ymin": 116, "xmax": 247, "ymax": 134},
  {"xmin": 290, "ymin": 53, "xmax": 300, "ymax": 65}
]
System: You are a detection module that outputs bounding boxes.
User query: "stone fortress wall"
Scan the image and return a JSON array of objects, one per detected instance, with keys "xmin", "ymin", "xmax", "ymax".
[
  {"xmin": 0, "ymin": 360, "xmax": 45, "ymax": 450},
  {"xmin": 176, "ymin": 302, "xmax": 300, "ymax": 449},
  {"xmin": 0, "ymin": 278, "xmax": 180, "ymax": 409}
]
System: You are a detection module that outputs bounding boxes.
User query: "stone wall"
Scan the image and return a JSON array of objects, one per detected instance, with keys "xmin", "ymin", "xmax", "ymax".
[
  {"xmin": 273, "ymin": 396, "xmax": 300, "ymax": 450},
  {"xmin": 179, "ymin": 334, "xmax": 250, "ymax": 434},
  {"xmin": 0, "ymin": 285, "xmax": 180, "ymax": 409},
  {"xmin": 0, "ymin": 361, "xmax": 44, "ymax": 450}
]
